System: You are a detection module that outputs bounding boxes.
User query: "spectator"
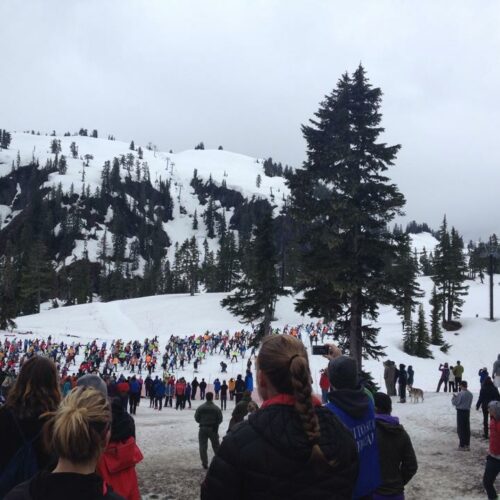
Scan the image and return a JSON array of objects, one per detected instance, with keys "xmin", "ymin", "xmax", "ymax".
[
  {"xmin": 476, "ymin": 377, "xmax": 500, "ymax": 439},
  {"xmin": 483, "ymin": 401, "xmax": 500, "ymax": 500},
  {"xmin": 453, "ymin": 361, "xmax": 464, "ymax": 387},
  {"xmin": 5, "ymin": 386, "xmax": 123, "ymax": 499},
  {"xmin": 194, "ymin": 392, "xmax": 223, "ymax": 470},
  {"xmin": 373, "ymin": 392, "xmax": 418, "ymax": 499},
  {"xmin": 202, "ymin": 335, "xmax": 358, "ymax": 499},
  {"xmin": 0, "ymin": 357, "xmax": 61, "ymax": 497},
  {"xmin": 326, "ymin": 355, "xmax": 381, "ymax": 499},
  {"xmin": 452, "ymin": 380, "xmax": 473, "ymax": 451}
]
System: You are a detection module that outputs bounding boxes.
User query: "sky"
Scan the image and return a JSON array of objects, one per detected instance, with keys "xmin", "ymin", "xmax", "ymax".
[{"xmin": 1, "ymin": 0, "xmax": 499, "ymax": 240}]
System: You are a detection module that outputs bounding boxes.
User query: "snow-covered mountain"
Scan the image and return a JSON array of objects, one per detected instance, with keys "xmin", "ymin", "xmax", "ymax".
[{"xmin": 0, "ymin": 132, "xmax": 288, "ymax": 265}]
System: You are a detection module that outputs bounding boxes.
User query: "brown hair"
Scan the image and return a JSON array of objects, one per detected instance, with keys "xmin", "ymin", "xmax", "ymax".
[
  {"xmin": 257, "ymin": 335, "xmax": 332, "ymax": 467},
  {"xmin": 47, "ymin": 386, "xmax": 111, "ymax": 464},
  {"xmin": 6, "ymin": 355, "xmax": 61, "ymax": 418}
]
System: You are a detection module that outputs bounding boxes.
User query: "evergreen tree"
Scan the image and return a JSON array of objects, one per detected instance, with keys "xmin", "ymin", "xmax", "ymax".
[
  {"xmin": 70, "ymin": 141, "xmax": 78, "ymax": 159},
  {"xmin": 414, "ymin": 304, "xmax": 433, "ymax": 358},
  {"xmin": 204, "ymin": 197, "xmax": 216, "ymax": 238},
  {"xmin": 0, "ymin": 243, "xmax": 17, "ymax": 329},
  {"xmin": 256, "ymin": 174, "xmax": 262, "ymax": 188},
  {"xmin": 391, "ymin": 233, "xmax": 424, "ymax": 328},
  {"xmin": 58, "ymin": 155, "xmax": 68, "ymax": 175},
  {"xmin": 429, "ymin": 285, "xmax": 444, "ymax": 345},
  {"xmin": 192, "ymin": 209, "xmax": 199, "ymax": 230},
  {"xmin": 130, "ymin": 140, "xmax": 135, "ymax": 151},
  {"xmin": 0, "ymin": 129, "xmax": 12, "ymax": 149},
  {"xmin": 402, "ymin": 319, "xmax": 415, "ymax": 355},
  {"xmin": 432, "ymin": 216, "xmax": 469, "ymax": 324},
  {"xmin": 287, "ymin": 65, "xmax": 405, "ymax": 367},
  {"xmin": 221, "ymin": 209, "xmax": 287, "ymax": 341}
]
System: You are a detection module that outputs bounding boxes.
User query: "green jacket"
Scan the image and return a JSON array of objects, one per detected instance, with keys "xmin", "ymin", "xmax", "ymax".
[
  {"xmin": 453, "ymin": 365, "xmax": 464, "ymax": 377},
  {"xmin": 195, "ymin": 401, "xmax": 223, "ymax": 429}
]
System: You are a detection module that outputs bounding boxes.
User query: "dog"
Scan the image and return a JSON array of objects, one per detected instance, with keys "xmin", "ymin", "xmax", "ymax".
[{"xmin": 408, "ymin": 387, "xmax": 424, "ymax": 403}]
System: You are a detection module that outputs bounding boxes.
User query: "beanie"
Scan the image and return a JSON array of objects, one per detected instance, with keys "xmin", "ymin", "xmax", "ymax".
[
  {"xmin": 76, "ymin": 374, "xmax": 108, "ymax": 398},
  {"xmin": 489, "ymin": 401, "xmax": 500, "ymax": 420},
  {"xmin": 374, "ymin": 392, "xmax": 392, "ymax": 414},
  {"xmin": 327, "ymin": 356, "xmax": 358, "ymax": 390}
]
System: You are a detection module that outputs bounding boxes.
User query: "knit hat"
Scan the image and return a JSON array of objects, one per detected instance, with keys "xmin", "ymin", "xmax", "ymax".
[
  {"xmin": 489, "ymin": 401, "xmax": 500, "ymax": 420},
  {"xmin": 374, "ymin": 392, "xmax": 392, "ymax": 414},
  {"xmin": 327, "ymin": 356, "xmax": 358, "ymax": 390},
  {"xmin": 76, "ymin": 374, "xmax": 108, "ymax": 398}
]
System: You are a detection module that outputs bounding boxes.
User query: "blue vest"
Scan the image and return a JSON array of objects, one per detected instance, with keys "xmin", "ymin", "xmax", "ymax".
[{"xmin": 326, "ymin": 398, "xmax": 381, "ymax": 499}]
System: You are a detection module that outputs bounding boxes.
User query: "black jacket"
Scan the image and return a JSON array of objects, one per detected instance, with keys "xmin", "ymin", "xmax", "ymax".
[
  {"xmin": 4, "ymin": 471, "xmax": 123, "ymax": 500},
  {"xmin": 0, "ymin": 407, "xmax": 54, "ymax": 474},
  {"xmin": 476, "ymin": 383, "xmax": 500, "ymax": 411},
  {"xmin": 375, "ymin": 415, "xmax": 418, "ymax": 496},
  {"xmin": 201, "ymin": 404, "xmax": 358, "ymax": 500}
]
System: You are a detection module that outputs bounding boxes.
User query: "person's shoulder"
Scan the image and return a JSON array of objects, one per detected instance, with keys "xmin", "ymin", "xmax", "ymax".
[{"xmin": 4, "ymin": 479, "xmax": 31, "ymax": 500}]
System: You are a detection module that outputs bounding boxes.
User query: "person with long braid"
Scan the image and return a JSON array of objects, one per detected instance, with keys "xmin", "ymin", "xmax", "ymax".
[{"xmin": 201, "ymin": 335, "xmax": 358, "ymax": 500}]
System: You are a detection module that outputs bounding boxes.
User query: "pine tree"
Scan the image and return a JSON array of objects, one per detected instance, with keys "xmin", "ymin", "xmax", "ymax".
[
  {"xmin": 58, "ymin": 155, "xmax": 68, "ymax": 175},
  {"xmin": 221, "ymin": 209, "xmax": 288, "ymax": 341},
  {"xmin": 432, "ymin": 216, "xmax": 469, "ymax": 325},
  {"xmin": 192, "ymin": 209, "xmax": 198, "ymax": 230},
  {"xmin": 414, "ymin": 304, "xmax": 433, "ymax": 358},
  {"xmin": 256, "ymin": 174, "xmax": 262, "ymax": 188},
  {"xmin": 204, "ymin": 197, "xmax": 216, "ymax": 239},
  {"xmin": 130, "ymin": 140, "xmax": 135, "ymax": 151},
  {"xmin": 429, "ymin": 285, "xmax": 444, "ymax": 345},
  {"xmin": 402, "ymin": 319, "xmax": 415, "ymax": 355},
  {"xmin": 70, "ymin": 141, "xmax": 78, "ymax": 159},
  {"xmin": 391, "ymin": 233, "xmax": 424, "ymax": 328},
  {"xmin": 287, "ymin": 65, "xmax": 405, "ymax": 367}
]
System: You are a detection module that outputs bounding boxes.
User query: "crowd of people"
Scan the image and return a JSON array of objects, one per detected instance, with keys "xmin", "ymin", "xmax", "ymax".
[{"xmin": 2, "ymin": 327, "xmax": 500, "ymax": 498}]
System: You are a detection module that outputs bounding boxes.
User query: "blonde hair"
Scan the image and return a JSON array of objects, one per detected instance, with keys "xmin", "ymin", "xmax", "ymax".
[
  {"xmin": 257, "ymin": 335, "xmax": 332, "ymax": 467},
  {"xmin": 48, "ymin": 386, "xmax": 111, "ymax": 464}
]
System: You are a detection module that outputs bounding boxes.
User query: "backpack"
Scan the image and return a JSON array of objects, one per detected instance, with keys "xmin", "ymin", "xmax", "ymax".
[{"xmin": 0, "ymin": 411, "xmax": 40, "ymax": 497}]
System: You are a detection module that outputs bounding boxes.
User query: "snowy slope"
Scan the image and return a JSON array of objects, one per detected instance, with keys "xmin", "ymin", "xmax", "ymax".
[
  {"xmin": 9, "ymin": 275, "xmax": 500, "ymax": 393},
  {"xmin": 0, "ymin": 132, "xmax": 289, "ymax": 261},
  {"xmin": 409, "ymin": 232, "xmax": 438, "ymax": 254}
]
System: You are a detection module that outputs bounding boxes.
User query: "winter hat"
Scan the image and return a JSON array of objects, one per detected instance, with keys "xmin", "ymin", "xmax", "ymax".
[
  {"xmin": 76, "ymin": 374, "xmax": 108, "ymax": 398},
  {"xmin": 328, "ymin": 356, "xmax": 358, "ymax": 390},
  {"xmin": 374, "ymin": 392, "xmax": 392, "ymax": 414},
  {"xmin": 489, "ymin": 401, "xmax": 500, "ymax": 420}
]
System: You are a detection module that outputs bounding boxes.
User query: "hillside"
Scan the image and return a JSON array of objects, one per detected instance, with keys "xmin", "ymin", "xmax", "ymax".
[
  {"xmin": 12, "ymin": 274, "xmax": 499, "ymax": 392},
  {"xmin": 0, "ymin": 131, "xmax": 293, "ymax": 315}
]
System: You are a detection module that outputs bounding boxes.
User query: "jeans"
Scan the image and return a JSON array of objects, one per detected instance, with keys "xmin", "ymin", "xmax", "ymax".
[
  {"xmin": 483, "ymin": 455, "xmax": 500, "ymax": 499},
  {"xmin": 457, "ymin": 409, "xmax": 470, "ymax": 447}
]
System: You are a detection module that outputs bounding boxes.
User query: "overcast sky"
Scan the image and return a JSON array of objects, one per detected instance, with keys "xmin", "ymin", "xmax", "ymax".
[{"xmin": 1, "ymin": 0, "xmax": 499, "ymax": 240}]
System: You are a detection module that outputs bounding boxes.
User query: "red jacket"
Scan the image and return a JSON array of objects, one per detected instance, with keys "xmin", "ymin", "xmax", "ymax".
[
  {"xmin": 319, "ymin": 371, "xmax": 330, "ymax": 391},
  {"xmin": 175, "ymin": 381, "xmax": 186, "ymax": 396},
  {"xmin": 490, "ymin": 418, "xmax": 500, "ymax": 456},
  {"xmin": 97, "ymin": 437, "xmax": 144, "ymax": 500}
]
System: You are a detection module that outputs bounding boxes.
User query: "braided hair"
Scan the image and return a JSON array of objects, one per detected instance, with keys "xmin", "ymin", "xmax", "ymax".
[{"xmin": 257, "ymin": 335, "xmax": 333, "ymax": 467}]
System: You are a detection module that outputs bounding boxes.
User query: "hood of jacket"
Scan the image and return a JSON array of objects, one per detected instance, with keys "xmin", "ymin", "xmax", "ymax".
[
  {"xmin": 100, "ymin": 436, "xmax": 143, "ymax": 473},
  {"xmin": 375, "ymin": 414, "xmax": 404, "ymax": 435},
  {"xmin": 247, "ymin": 404, "xmax": 351, "ymax": 463},
  {"xmin": 327, "ymin": 388, "xmax": 370, "ymax": 419}
]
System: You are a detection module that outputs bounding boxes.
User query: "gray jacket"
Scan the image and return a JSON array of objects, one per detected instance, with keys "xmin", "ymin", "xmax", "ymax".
[
  {"xmin": 493, "ymin": 354, "xmax": 500, "ymax": 377},
  {"xmin": 452, "ymin": 389, "xmax": 473, "ymax": 410}
]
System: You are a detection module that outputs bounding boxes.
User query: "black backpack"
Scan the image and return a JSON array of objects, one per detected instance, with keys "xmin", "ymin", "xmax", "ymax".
[{"xmin": 0, "ymin": 411, "xmax": 40, "ymax": 497}]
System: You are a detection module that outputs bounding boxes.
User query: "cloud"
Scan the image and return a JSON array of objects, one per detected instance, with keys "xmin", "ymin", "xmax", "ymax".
[{"xmin": 1, "ymin": 0, "xmax": 499, "ymax": 239}]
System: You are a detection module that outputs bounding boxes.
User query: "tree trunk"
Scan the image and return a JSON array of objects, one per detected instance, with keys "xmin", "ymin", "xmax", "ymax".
[{"xmin": 349, "ymin": 290, "xmax": 363, "ymax": 370}]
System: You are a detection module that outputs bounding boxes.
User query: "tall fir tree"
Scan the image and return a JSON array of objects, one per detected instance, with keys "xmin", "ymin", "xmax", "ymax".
[
  {"xmin": 414, "ymin": 304, "xmax": 433, "ymax": 358},
  {"xmin": 287, "ymin": 65, "xmax": 405, "ymax": 367},
  {"xmin": 391, "ymin": 232, "xmax": 424, "ymax": 328},
  {"xmin": 221, "ymin": 208, "xmax": 287, "ymax": 341},
  {"xmin": 429, "ymin": 285, "xmax": 444, "ymax": 345}
]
